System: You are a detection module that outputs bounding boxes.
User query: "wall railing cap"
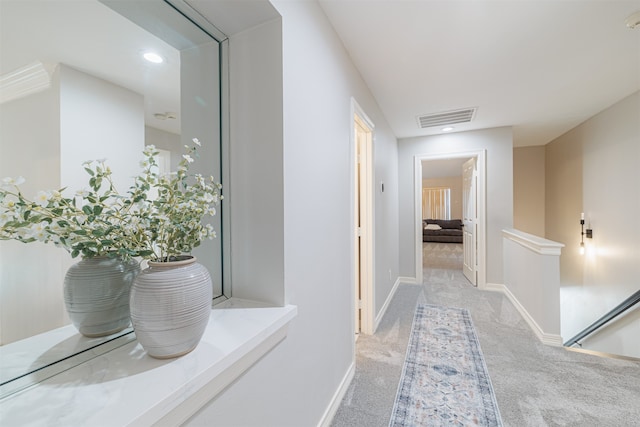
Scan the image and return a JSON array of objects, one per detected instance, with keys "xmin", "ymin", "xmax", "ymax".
[{"xmin": 502, "ymin": 229, "xmax": 564, "ymax": 255}]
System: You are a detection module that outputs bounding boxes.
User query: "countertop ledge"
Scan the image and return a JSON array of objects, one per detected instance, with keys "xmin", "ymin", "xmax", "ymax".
[{"xmin": 0, "ymin": 300, "xmax": 298, "ymax": 427}]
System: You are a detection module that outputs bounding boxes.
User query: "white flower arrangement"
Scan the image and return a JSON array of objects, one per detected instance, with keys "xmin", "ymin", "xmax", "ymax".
[
  {"xmin": 0, "ymin": 139, "xmax": 222, "ymax": 262},
  {"xmin": 125, "ymin": 138, "xmax": 223, "ymax": 262}
]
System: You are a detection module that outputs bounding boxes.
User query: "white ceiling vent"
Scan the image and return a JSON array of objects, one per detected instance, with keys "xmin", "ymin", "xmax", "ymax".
[{"xmin": 416, "ymin": 107, "xmax": 477, "ymax": 129}]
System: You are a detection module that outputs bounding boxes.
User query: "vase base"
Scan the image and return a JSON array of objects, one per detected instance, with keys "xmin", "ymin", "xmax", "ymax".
[
  {"xmin": 147, "ymin": 344, "xmax": 198, "ymax": 360},
  {"xmin": 79, "ymin": 324, "xmax": 129, "ymax": 338}
]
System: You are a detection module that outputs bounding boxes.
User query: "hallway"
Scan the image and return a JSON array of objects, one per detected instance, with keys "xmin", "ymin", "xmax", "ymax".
[{"xmin": 332, "ymin": 245, "xmax": 640, "ymax": 426}]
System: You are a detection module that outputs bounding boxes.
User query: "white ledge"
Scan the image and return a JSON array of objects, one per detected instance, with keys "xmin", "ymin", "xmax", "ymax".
[
  {"xmin": 502, "ymin": 229, "xmax": 564, "ymax": 255},
  {"xmin": 0, "ymin": 300, "xmax": 297, "ymax": 426}
]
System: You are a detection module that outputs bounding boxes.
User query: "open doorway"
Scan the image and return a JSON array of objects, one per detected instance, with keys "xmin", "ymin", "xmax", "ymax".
[
  {"xmin": 414, "ymin": 151, "xmax": 486, "ymax": 288},
  {"xmin": 352, "ymin": 100, "xmax": 374, "ymax": 337},
  {"xmin": 421, "ymin": 157, "xmax": 467, "ymax": 273}
]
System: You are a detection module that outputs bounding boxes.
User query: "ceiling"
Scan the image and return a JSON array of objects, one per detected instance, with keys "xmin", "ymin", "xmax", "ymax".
[
  {"xmin": 0, "ymin": 0, "xmax": 182, "ymax": 135},
  {"xmin": 319, "ymin": 0, "xmax": 640, "ymax": 147},
  {"xmin": 2, "ymin": 0, "xmax": 638, "ymax": 148}
]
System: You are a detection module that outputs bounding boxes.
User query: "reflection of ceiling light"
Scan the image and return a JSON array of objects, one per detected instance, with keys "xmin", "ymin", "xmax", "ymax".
[
  {"xmin": 154, "ymin": 112, "xmax": 177, "ymax": 120},
  {"xmin": 143, "ymin": 52, "xmax": 164, "ymax": 63},
  {"xmin": 442, "ymin": 127, "xmax": 454, "ymax": 132}
]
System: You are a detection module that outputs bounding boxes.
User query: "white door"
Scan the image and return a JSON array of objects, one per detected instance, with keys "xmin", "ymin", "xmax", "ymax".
[
  {"xmin": 354, "ymin": 112, "xmax": 373, "ymax": 335},
  {"xmin": 354, "ymin": 122, "xmax": 362, "ymax": 336},
  {"xmin": 462, "ymin": 158, "xmax": 477, "ymax": 286}
]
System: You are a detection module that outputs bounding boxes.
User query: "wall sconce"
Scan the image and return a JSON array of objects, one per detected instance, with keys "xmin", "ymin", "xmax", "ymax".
[{"xmin": 580, "ymin": 212, "xmax": 593, "ymax": 255}]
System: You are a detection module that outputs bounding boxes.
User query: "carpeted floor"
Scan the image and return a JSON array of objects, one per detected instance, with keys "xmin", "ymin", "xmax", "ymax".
[
  {"xmin": 331, "ymin": 243, "xmax": 640, "ymax": 427},
  {"xmin": 423, "ymin": 242, "xmax": 463, "ymax": 270},
  {"xmin": 389, "ymin": 304, "xmax": 502, "ymax": 426}
]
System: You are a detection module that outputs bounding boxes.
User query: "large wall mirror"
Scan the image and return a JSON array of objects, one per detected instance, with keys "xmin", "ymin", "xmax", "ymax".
[{"xmin": 0, "ymin": 0, "xmax": 228, "ymax": 396}]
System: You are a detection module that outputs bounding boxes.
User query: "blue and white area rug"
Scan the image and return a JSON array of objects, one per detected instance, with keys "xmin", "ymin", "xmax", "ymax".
[{"xmin": 389, "ymin": 304, "xmax": 503, "ymax": 426}]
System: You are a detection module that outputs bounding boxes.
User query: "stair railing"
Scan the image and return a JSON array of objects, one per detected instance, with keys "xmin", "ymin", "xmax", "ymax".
[{"xmin": 564, "ymin": 290, "xmax": 640, "ymax": 347}]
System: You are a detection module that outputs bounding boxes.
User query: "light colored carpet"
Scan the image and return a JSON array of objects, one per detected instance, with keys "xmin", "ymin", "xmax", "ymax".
[
  {"xmin": 331, "ymin": 244, "xmax": 640, "ymax": 427},
  {"xmin": 423, "ymin": 242, "xmax": 463, "ymax": 270},
  {"xmin": 389, "ymin": 304, "xmax": 502, "ymax": 426}
]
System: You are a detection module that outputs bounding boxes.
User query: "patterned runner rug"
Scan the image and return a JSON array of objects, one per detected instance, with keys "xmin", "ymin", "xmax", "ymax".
[{"xmin": 389, "ymin": 304, "xmax": 503, "ymax": 426}]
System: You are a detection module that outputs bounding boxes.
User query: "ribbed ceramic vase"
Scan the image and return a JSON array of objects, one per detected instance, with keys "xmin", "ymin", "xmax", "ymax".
[
  {"xmin": 64, "ymin": 256, "xmax": 140, "ymax": 337},
  {"xmin": 130, "ymin": 256, "xmax": 212, "ymax": 359}
]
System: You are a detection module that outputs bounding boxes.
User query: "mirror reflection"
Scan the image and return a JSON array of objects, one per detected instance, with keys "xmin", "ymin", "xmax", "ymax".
[{"xmin": 0, "ymin": 0, "xmax": 223, "ymax": 392}]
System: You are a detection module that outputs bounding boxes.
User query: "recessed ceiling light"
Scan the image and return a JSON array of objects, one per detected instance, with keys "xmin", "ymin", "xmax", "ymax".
[
  {"xmin": 143, "ymin": 52, "xmax": 164, "ymax": 64},
  {"xmin": 441, "ymin": 127, "xmax": 454, "ymax": 132}
]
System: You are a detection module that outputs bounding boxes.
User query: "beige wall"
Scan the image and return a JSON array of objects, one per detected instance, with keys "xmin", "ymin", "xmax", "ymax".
[
  {"xmin": 545, "ymin": 91, "xmax": 639, "ymax": 359},
  {"xmin": 513, "ymin": 146, "xmax": 545, "ymax": 236},
  {"xmin": 422, "ymin": 176, "xmax": 462, "ymax": 219}
]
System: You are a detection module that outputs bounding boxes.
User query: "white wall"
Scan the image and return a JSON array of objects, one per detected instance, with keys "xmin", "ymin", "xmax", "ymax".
[
  {"xmin": 0, "ymin": 65, "xmax": 145, "ymax": 344},
  {"xmin": 185, "ymin": 1, "xmax": 399, "ymax": 425},
  {"xmin": 59, "ymin": 65, "xmax": 143, "ymax": 193},
  {"xmin": 0, "ymin": 68, "xmax": 65, "ymax": 344},
  {"xmin": 398, "ymin": 127, "xmax": 513, "ymax": 284},
  {"xmin": 225, "ymin": 18, "xmax": 285, "ymax": 306},
  {"xmin": 547, "ymin": 91, "xmax": 640, "ymax": 358},
  {"xmin": 145, "ymin": 126, "xmax": 181, "ymax": 171},
  {"xmin": 502, "ymin": 230, "xmax": 563, "ymax": 344}
]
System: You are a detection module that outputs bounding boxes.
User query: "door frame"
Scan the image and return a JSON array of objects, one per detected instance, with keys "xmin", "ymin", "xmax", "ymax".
[
  {"xmin": 351, "ymin": 98, "xmax": 375, "ymax": 336},
  {"xmin": 414, "ymin": 150, "xmax": 486, "ymax": 288}
]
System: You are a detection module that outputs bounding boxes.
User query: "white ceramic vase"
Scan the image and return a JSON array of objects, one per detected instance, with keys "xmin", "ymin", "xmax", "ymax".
[
  {"xmin": 64, "ymin": 256, "xmax": 140, "ymax": 337},
  {"xmin": 130, "ymin": 256, "xmax": 213, "ymax": 359}
]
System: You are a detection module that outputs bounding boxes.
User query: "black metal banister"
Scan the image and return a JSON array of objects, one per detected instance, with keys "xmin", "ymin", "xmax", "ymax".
[{"xmin": 564, "ymin": 290, "xmax": 640, "ymax": 347}]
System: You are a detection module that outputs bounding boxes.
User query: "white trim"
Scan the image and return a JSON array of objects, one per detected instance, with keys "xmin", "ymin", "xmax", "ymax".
[
  {"xmin": 414, "ymin": 157, "xmax": 423, "ymax": 284},
  {"xmin": 374, "ymin": 276, "xmax": 402, "ymax": 333},
  {"xmin": 352, "ymin": 98, "xmax": 375, "ymax": 130},
  {"xmin": 414, "ymin": 150, "xmax": 487, "ymax": 288},
  {"xmin": 482, "ymin": 282, "xmax": 505, "ymax": 293},
  {"xmin": 398, "ymin": 276, "xmax": 418, "ymax": 285},
  {"xmin": 485, "ymin": 284, "xmax": 564, "ymax": 346},
  {"xmin": 502, "ymin": 229, "xmax": 564, "ymax": 256},
  {"xmin": 317, "ymin": 362, "xmax": 355, "ymax": 427},
  {"xmin": 351, "ymin": 97, "xmax": 376, "ymax": 336},
  {"xmin": 0, "ymin": 62, "xmax": 55, "ymax": 105}
]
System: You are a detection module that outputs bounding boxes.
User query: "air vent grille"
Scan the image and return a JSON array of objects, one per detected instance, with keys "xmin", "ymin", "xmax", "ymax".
[{"xmin": 416, "ymin": 108, "xmax": 476, "ymax": 129}]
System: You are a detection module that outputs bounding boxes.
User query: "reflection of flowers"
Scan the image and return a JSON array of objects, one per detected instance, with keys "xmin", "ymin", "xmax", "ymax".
[
  {"xmin": 0, "ymin": 138, "xmax": 222, "ymax": 262},
  {"xmin": 1, "ymin": 158, "xmax": 131, "ymax": 258}
]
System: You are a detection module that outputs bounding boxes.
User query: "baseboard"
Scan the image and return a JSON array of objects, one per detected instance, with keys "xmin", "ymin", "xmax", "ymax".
[
  {"xmin": 484, "ymin": 283, "xmax": 563, "ymax": 347},
  {"xmin": 565, "ymin": 346, "xmax": 640, "ymax": 362},
  {"xmin": 317, "ymin": 361, "xmax": 355, "ymax": 427},
  {"xmin": 374, "ymin": 277, "xmax": 404, "ymax": 333},
  {"xmin": 482, "ymin": 282, "xmax": 504, "ymax": 293},
  {"xmin": 397, "ymin": 276, "xmax": 418, "ymax": 284}
]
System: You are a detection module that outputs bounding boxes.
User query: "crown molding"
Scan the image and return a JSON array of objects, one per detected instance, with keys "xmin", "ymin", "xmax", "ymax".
[{"xmin": 0, "ymin": 62, "xmax": 55, "ymax": 105}]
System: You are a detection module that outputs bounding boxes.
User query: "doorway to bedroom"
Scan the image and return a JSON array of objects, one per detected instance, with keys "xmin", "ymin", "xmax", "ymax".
[
  {"xmin": 416, "ymin": 151, "xmax": 485, "ymax": 288},
  {"xmin": 421, "ymin": 158, "xmax": 467, "ymax": 273}
]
